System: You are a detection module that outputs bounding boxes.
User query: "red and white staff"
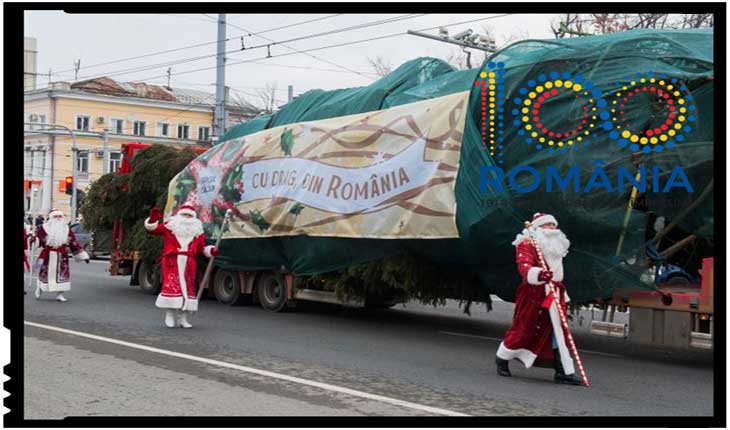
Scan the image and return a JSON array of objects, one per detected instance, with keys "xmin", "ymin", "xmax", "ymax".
[{"xmin": 524, "ymin": 220, "xmax": 590, "ymax": 387}]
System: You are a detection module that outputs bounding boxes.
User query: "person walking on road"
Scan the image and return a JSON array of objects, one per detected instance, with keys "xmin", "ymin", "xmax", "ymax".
[
  {"xmin": 495, "ymin": 212, "xmax": 583, "ymax": 385},
  {"xmin": 144, "ymin": 203, "xmax": 218, "ymax": 328},
  {"xmin": 33, "ymin": 209, "xmax": 90, "ymax": 302},
  {"xmin": 24, "ymin": 226, "xmax": 31, "ymax": 295}
]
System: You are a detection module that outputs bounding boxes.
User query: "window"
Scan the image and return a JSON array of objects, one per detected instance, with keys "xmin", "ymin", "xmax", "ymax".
[
  {"xmin": 157, "ymin": 122, "xmax": 170, "ymax": 137},
  {"xmin": 76, "ymin": 150, "xmax": 89, "ymax": 174},
  {"xmin": 39, "ymin": 114, "xmax": 46, "ymax": 124},
  {"xmin": 133, "ymin": 121, "xmax": 146, "ymax": 136},
  {"xmin": 76, "ymin": 115, "xmax": 91, "ymax": 131},
  {"xmin": 108, "ymin": 151, "xmax": 122, "ymax": 173},
  {"xmin": 198, "ymin": 126, "xmax": 210, "ymax": 141},
  {"xmin": 177, "ymin": 124, "xmax": 190, "ymax": 139},
  {"xmin": 110, "ymin": 118, "xmax": 124, "ymax": 134}
]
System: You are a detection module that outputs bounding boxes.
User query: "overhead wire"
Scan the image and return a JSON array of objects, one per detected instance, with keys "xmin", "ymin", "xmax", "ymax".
[
  {"xmin": 132, "ymin": 14, "xmax": 513, "ymax": 83},
  {"xmin": 73, "ymin": 14, "xmax": 427, "ymax": 82},
  {"xmin": 52, "ymin": 14, "xmax": 344, "ymax": 77}
]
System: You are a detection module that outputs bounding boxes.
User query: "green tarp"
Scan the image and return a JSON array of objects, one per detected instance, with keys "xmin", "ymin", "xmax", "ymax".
[{"xmin": 201, "ymin": 28, "xmax": 713, "ymax": 303}]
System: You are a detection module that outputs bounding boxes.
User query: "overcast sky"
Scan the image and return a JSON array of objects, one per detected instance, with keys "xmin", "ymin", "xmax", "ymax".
[{"xmin": 24, "ymin": 12, "xmax": 560, "ymax": 106}]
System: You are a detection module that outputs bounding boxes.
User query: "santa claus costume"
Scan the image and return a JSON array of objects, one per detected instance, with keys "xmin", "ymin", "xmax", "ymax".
[
  {"xmin": 495, "ymin": 213, "xmax": 583, "ymax": 385},
  {"xmin": 24, "ymin": 226, "xmax": 31, "ymax": 294},
  {"xmin": 34, "ymin": 209, "xmax": 90, "ymax": 302},
  {"xmin": 144, "ymin": 204, "xmax": 217, "ymax": 328}
]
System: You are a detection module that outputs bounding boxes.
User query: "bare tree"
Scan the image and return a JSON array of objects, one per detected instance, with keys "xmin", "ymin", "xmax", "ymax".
[
  {"xmin": 228, "ymin": 93, "xmax": 260, "ymax": 113},
  {"xmin": 442, "ymin": 48, "xmax": 472, "ymax": 70},
  {"xmin": 500, "ymin": 27, "xmax": 530, "ymax": 46},
  {"xmin": 366, "ymin": 55, "xmax": 393, "ymax": 78},
  {"xmin": 256, "ymin": 82, "xmax": 278, "ymax": 114},
  {"xmin": 680, "ymin": 13, "xmax": 714, "ymax": 28},
  {"xmin": 551, "ymin": 13, "xmax": 712, "ymax": 37}
]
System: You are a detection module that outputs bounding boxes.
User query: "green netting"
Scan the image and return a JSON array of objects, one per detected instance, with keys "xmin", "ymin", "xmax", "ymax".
[{"xmin": 192, "ymin": 28, "xmax": 713, "ymax": 303}]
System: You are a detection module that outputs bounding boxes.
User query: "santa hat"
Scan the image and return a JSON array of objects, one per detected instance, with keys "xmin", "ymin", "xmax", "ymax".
[
  {"xmin": 176, "ymin": 203, "xmax": 197, "ymax": 218},
  {"xmin": 531, "ymin": 212, "xmax": 558, "ymax": 228},
  {"xmin": 48, "ymin": 208, "xmax": 64, "ymax": 218}
]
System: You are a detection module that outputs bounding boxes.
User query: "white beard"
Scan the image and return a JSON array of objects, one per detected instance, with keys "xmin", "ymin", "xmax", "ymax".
[
  {"xmin": 166, "ymin": 215, "xmax": 204, "ymax": 250},
  {"xmin": 534, "ymin": 228, "xmax": 570, "ymax": 282},
  {"xmin": 44, "ymin": 219, "xmax": 70, "ymax": 248}
]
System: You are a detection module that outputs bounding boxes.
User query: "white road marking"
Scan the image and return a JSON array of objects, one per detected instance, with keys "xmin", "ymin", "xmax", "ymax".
[
  {"xmin": 25, "ymin": 321, "xmax": 470, "ymax": 417},
  {"xmin": 439, "ymin": 331, "xmax": 623, "ymax": 358}
]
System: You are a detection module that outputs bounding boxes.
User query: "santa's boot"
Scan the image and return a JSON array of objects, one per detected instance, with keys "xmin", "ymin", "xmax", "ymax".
[
  {"xmin": 553, "ymin": 348, "xmax": 583, "ymax": 385},
  {"xmin": 495, "ymin": 356, "xmax": 511, "ymax": 377},
  {"xmin": 178, "ymin": 311, "xmax": 193, "ymax": 329},
  {"xmin": 55, "ymin": 293, "xmax": 68, "ymax": 302},
  {"xmin": 34, "ymin": 286, "xmax": 41, "ymax": 299},
  {"xmin": 164, "ymin": 310, "xmax": 176, "ymax": 328}
]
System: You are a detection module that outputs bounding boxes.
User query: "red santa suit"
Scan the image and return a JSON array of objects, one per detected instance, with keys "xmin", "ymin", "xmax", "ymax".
[
  {"xmin": 496, "ymin": 213, "xmax": 575, "ymax": 376},
  {"xmin": 24, "ymin": 227, "xmax": 31, "ymax": 272},
  {"xmin": 144, "ymin": 204, "xmax": 216, "ymax": 314},
  {"xmin": 35, "ymin": 209, "xmax": 90, "ymax": 295}
]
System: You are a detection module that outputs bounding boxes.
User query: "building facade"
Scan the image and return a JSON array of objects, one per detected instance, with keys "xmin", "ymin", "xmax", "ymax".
[{"xmin": 24, "ymin": 77, "xmax": 259, "ymax": 220}]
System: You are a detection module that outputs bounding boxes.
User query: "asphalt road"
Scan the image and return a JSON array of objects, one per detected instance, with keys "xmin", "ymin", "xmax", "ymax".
[{"xmin": 23, "ymin": 260, "xmax": 713, "ymax": 418}]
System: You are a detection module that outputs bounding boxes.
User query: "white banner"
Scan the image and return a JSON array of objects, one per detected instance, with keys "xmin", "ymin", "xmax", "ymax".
[{"xmin": 240, "ymin": 138, "xmax": 439, "ymax": 214}]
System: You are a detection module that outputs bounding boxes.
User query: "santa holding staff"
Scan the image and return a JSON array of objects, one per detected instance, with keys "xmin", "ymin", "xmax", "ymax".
[
  {"xmin": 144, "ymin": 203, "xmax": 218, "ymax": 328},
  {"xmin": 495, "ymin": 212, "xmax": 585, "ymax": 386},
  {"xmin": 33, "ymin": 209, "xmax": 90, "ymax": 302}
]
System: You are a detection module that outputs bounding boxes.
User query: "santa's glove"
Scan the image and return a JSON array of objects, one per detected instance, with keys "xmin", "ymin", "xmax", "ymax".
[
  {"xmin": 538, "ymin": 269, "xmax": 553, "ymax": 283},
  {"xmin": 148, "ymin": 207, "xmax": 163, "ymax": 223},
  {"xmin": 211, "ymin": 247, "xmax": 219, "ymax": 257}
]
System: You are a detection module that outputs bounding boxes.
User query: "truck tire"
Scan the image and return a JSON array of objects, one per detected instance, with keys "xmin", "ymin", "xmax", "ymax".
[
  {"xmin": 257, "ymin": 272, "xmax": 288, "ymax": 312},
  {"xmin": 213, "ymin": 269, "xmax": 243, "ymax": 305},
  {"xmin": 139, "ymin": 261, "xmax": 161, "ymax": 295}
]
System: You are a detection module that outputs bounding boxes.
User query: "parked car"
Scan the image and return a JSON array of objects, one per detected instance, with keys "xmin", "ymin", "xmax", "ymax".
[{"xmin": 70, "ymin": 223, "xmax": 111, "ymax": 259}]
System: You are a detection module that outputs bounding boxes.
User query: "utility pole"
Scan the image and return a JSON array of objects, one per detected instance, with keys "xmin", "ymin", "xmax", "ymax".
[
  {"xmin": 214, "ymin": 13, "xmax": 227, "ymax": 139},
  {"xmin": 25, "ymin": 123, "xmax": 79, "ymax": 220},
  {"xmin": 102, "ymin": 129, "xmax": 110, "ymax": 175},
  {"xmin": 288, "ymin": 85, "xmax": 294, "ymax": 103}
]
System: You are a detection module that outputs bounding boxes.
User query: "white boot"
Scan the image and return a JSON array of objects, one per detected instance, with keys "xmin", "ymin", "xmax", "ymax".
[
  {"xmin": 164, "ymin": 310, "xmax": 176, "ymax": 328},
  {"xmin": 34, "ymin": 286, "xmax": 41, "ymax": 299},
  {"xmin": 179, "ymin": 311, "xmax": 193, "ymax": 329},
  {"xmin": 56, "ymin": 293, "xmax": 67, "ymax": 302}
]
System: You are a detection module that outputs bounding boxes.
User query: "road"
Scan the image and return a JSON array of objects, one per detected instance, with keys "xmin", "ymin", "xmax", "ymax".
[{"xmin": 23, "ymin": 260, "xmax": 714, "ymax": 418}]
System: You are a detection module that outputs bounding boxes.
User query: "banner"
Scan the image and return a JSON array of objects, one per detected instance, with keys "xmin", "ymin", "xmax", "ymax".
[{"xmin": 168, "ymin": 90, "xmax": 469, "ymax": 239}]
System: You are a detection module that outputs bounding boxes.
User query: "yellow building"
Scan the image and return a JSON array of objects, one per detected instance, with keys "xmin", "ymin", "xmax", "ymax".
[{"xmin": 24, "ymin": 77, "xmax": 257, "ymax": 220}]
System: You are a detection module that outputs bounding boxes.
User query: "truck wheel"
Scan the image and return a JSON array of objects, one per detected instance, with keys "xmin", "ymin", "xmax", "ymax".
[
  {"xmin": 139, "ymin": 261, "xmax": 161, "ymax": 295},
  {"xmin": 257, "ymin": 273, "xmax": 288, "ymax": 312},
  {"xmin": 213, "ymin": 269, "xmax": 242, "ymax": 305}
]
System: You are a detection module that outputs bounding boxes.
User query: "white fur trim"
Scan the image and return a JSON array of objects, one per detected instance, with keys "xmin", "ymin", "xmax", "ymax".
[
  {"xmin": 155, "ymin": 295, "xmax": 183, "ymax": 309},
  {"xmin": 177, "ymin": 208, "xmax": 196, "ymax": 217},
  {"xmin": 182, "ymin": 298, "xmax": 198, "ymax": 312},
  {"xmin": 176, "ymin": 255, "xmax": 198, "ymax": 312},
  {"xmin": 203, "ymin": 245, "xmax": 215, "ymax": 258},
  {"xmin": 144, "ymin": 217, "xmax": 159, "ymax": 231},
  {"xmin": 547, "ymin": 292, "xmax": 575, "ymax": 375},
  {"xmin": 38, "ymin": 251, "xmax": 71, "ymax": 292},
  {"xmin": 73, "ymin": 250, "xmax": 90, "ymax": 262},
  {"xmin": 527, "ymin": 267, "xmax": 545, "ymax": 285},
  {"xmin": 532, "ymin": 214, "xmax": 557, "ymax": 228},
  {"xmin": 496, "ymin": 342, "xmax": 537, "ymax": 368},
  {"xmin": 48, "ymin": 210, "xmax": 64, "ymax": 218}
]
